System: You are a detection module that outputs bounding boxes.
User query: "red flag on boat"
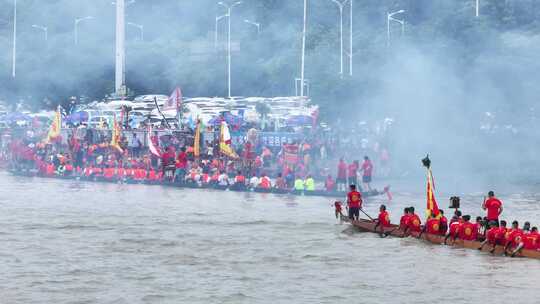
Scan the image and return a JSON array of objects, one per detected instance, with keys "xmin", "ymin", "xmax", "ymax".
[
  {"xmin": 147, "ymin": 126, "xmax": 161, "ymax": 157},
  {"xmin": 426, "ymin": 169, "xmax": 440, "ymax": 218},
  {"xmin": 165, "ymin": 87, "xmax": 182, "ymax": 111}
]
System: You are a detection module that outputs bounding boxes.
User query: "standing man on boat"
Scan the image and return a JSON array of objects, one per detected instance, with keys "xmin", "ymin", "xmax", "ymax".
[
  {"xmin": 347, "ymin": 184, "xmax": 362, "ymax": 221},
  {"xmin": 482, "ymin": 191, "xmax": 503, "ymax": 225}
]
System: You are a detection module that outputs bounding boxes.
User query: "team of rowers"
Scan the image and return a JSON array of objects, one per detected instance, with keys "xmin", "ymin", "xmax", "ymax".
[
  {"xmin": 33, "ymin": 157, "xmax": 324, "ymax": 191},
  {"xmin": 335, "ymin": 187, "xmax": 540, "ymax": 256}
]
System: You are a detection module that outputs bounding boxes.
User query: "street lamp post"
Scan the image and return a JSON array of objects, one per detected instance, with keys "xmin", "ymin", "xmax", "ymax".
[
  {"xmin": 127, "ymin": 22, "xmax": 144, "ymax": 41},
  {"xmin": 215, "ymin": 14, "xmax": 227, "ymax": 50},
  {"xmin": 12, "ymin": 0, "xmax": 16, "ymax": 78},
  {"xmin": 300, "ymin": 0, "xmax": 307, "ymax": 97},
  {"xmin": 329, "ymin": 0, "xmax": 348, "ymax": 77},
  {"xmin": 244, "ymin": 19, "xmax": 260, "ymax": 34},
  {"xmin": 218, "ymin": 1, "xmax": 242, "ymax": 99},
  {"xmin": 476, "ymin": 0, "xmax": 479, "ymax": 17},
  {"xmin": 32, "ymin": 24, "xmax": 48, "ymax": 41},
  {"xmin": 349, "ymin": 0, "xmax": 353, "ymax": 76},
  {"xmin": 386, "ymin": 10, "xmax": 405, "ymax": 48},
  {"xmin": 74, "ymin": 16, "xmax": 93, "ymax": 45}
]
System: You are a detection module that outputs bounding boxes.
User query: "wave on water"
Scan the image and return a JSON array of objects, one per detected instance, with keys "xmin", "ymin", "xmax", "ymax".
[{"xmin": 54, "ymin": 224, "xmax": 101, "ymax": 230}]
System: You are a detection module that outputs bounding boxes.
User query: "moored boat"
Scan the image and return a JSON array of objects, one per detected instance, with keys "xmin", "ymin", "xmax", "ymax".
[{"xmin": 5, "ymin": 169, "xmax": 387, "ymax": 199}]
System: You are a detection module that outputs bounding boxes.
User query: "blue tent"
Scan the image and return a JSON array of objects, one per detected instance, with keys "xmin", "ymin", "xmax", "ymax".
[
  {"xmin": 66, "ymin": 111, "xmax": 89, "ymax": 124},
  {"xmin": 208, "ymin": 112, "xmax": 244, "ymax": 127},
  {"xmin": 3, "ymin": 112, "xmax": 32, "ymax": 122},
  {"xmin": 286, "ymin": 115, "xmax": 313, "ymax": 126}
]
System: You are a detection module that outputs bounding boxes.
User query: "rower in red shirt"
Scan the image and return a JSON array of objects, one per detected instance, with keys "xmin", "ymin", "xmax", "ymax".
[
  {"xmin": 522, "ymin": 227, "xmax": 540, "ymax": 251},
  {"xmin": 407, "ymin": 207, "xmax": 422, "ymax": 233},
  {"xmin": 479, "ymin": 221, "xmax": 499, "ymax": 250},
  {"xmin": 425, "ymin": 214, "xmax": 441, "ymax": 235},
  {"xmin": 374, "ymin": 204, "xmax": 391, "ymax": 234},
  {"xmin": 399, "ymin": 207, "xmax": 411, "ymax": 232},
  {"xmin": 439, "ymin": 210, "xmax": 448, "ymax": 235},
  {"xmin": 482, "ymin": 191, "xmax": 503, "ymax": 223},
  {"xmin": 399, "ymin": 208, "xmax": 411, "ymax": 230},
  {"xmin": 504, "ymin": 220, "xmax": 523, "ymax": 254},
  {"xmin": 457, "ymin": 215, "xmax": 478, "ymax": 241},
  {"xmin": 445, "ymin": 211, "xmax": 462, "ymax": 244},
  {"xmin": 334, "ymin": 201, "xmax": 343, "ymax": 219},
  {"xmin": 346, "ymin": 184, "xmax": 362, "ymax": 221}
]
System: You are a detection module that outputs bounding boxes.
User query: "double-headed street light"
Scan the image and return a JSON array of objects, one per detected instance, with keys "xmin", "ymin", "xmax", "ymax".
[
  {"xmin": 12, "ymin": 0, "xmax": 17, "ymax": 78},
  {"xmin": 215, "ymin": 14, "xmax": 228, "ymax": 49},
  {"xmin": 387, "ymin": 10, "xmax": 405, "ymax": 48},
  {"xmin": 74, "ymin": 16, "xmax": 93, "ymax": 45},
  {"xmin": 127, "ymin": 22, "xmax": 144, "ymax": 41},
  {"xmin": 244, "ymin": 19, "xmax": 260, "ymax": 34},
  {"xmin": 32, "ymin": 24, "xmax": 48, "ymax": 41},
  {"xmin": 217, "ymin": 1, "xmax": 242, "ymax": 99},
  {"xmin": 329, "ymin": 0, "xmax": 349, "ymax": 77}
]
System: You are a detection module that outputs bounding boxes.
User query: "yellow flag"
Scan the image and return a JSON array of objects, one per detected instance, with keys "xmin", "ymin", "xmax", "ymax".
[
  {"xmin": 46, "ymin": 107, "xmax": 62, "ymax": 143},
  {"xmin": 110, "ymin": 116, "xmax": 123, "ymax": 153},
  {"xmin": 219, "ymin": 121, "xmax": 238, "ymax": 158},
  {"xmin": 194, "ymin": 119, "xmax": 201, "ymax": 157}
]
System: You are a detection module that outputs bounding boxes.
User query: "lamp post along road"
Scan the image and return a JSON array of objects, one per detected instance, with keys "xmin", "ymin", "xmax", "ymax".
[
  {"xmin": 386, "ymin": 10, "xmax": 405, "ymax": 48},
  {"xmin": 75, "ymin": 16, "xmax": 93, "ymax": 45},
  {"xmin": 330, "ymin": 0, "xmax": 348, "ymax": 76},
  {"xmin": 476, "ymin": 0, "xmax": 479, "ymax": 17},
  {"xmin": 32, "ymin": 24, "xmax": 48, "ymax": 41},
  {"xmin": 215, "ymin": 14, "xmax": 227, "ymax": 50},
  {"xmin": 349, "ymin": 0, "xmax": 353, "ymax": 76},
  {"xmin": 218, "ymin": 1, "xmax": 242, "ymax": 99},
  {"xmin": 12, "ymin": 0, "xmax": 16, "ymax": 78},
  {"xmin": 300, "ymin": 0, "xmax": 307, "ymax": 97},
  {"xmin": 127, "ymin": 22, "xmax": 144, "ymax": 41},
  {"xmin": 244, "ymin": 19, "xmax": 260, "ymax": 34}
]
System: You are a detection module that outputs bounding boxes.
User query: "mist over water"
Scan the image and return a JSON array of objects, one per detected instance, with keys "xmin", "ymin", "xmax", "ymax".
[{"xmin": 1, "ymin": 1, "xmax": 540, "ymax": 187}]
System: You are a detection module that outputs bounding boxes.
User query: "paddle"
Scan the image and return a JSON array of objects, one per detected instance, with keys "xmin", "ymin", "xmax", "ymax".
[
  {"xmin": 382, "ymin": 226, "xmax": 402, "ymax": 238},
  {"xmin": 360, "ymin": 208, "xmax": 375, "ymax": 221}
]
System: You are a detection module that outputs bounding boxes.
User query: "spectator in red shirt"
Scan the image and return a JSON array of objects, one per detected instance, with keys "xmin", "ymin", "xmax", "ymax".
[
  {"xmin": 482, "ymin": 191, "xmax": 503, "ymax": 224},
  {"xmin": 174, "ymin": 147, "xmax": 188, "ymax": 183},
  {"xmin": 336, "ymin": 158, "xmax": 347, "ymax": 191},
  {"xmin": 361, "ymin": 156, "xmax": 373, "ymax": 191},
  {"xmin": 347, "ymin": 160, "xmax": 359, "ymax": 187},
  {"xmin": 324, "ymin": 174, "xmax": 335, "ymax": 192}
]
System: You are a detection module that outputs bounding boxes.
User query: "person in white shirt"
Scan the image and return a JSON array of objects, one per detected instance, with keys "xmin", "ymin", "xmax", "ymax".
[
  {"xmin": 249, "ymin": 175, "xmax": 259, "ymax": 188},
  {"xmin": 218, "ymin": 171, "xmax": 229, "ymax": 186}
]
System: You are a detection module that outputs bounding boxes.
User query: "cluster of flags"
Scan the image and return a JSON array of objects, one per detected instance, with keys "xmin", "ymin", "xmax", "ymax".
[{"xmin": 42, "ymin": 87, "xmax": 242, "ymax": 161}]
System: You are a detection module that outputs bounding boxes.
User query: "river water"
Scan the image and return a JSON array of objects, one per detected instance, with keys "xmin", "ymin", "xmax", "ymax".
[{"xmin": 0, "ymin": 171, "xmax": 539, "ymax": 304}]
